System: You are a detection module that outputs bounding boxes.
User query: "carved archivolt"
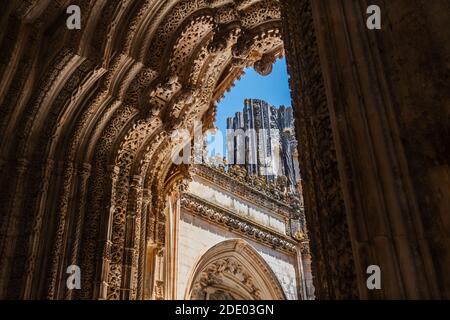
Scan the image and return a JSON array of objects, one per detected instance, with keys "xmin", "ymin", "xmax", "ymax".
[
  {"xmin": 186, "ymin": 239, "xmax": 286, "ymax": 300},
  {"xmin": 95, "ymin": 1, "xmax": 286, "ymax": 300},
  {"xmin": 0, "ymin": 0, "xmax": 341, "ymax": 300}
]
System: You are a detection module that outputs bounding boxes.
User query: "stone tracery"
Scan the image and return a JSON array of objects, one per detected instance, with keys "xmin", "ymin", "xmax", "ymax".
[
  {"xmin": 1, "ymin": 0, "xmax": 445, "ymax": 300},
  {"xmin": 187, "ymin": 239, "xmax": 286, "ymax": 300},
  {"xmin": 0, "ymin": 0, "xmax": 294, "ymax": 300}
]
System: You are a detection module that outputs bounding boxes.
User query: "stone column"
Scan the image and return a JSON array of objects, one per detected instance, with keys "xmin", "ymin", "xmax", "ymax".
[
  {"xmin": 0, "ymin": 158, "xmax": 29, "ymax": 298},
  {"xmin": 164, "ymin": 191, "xmax": 181, "ymax": 300},
  {"xmin": 21, "ymin": 160, "xmax": 55, "ymax": 299},
  {"xmin": 137, "ymin": 188, "xmax": 151, "ymax": 299},
  {"xmin": 281, "ymin": 0, "xmax": 358, "ymax": 299},
  {"xmin": 121, "ymin": 175, "xmax": 143, "ymax": 300},
  {"xmin": 65, "ymin": 163, "xmax": 91, "ymax": 300},
  {"xmin": 94, "ymin": 165, "xmax": 119, "ymax": 299},
  {"xmin": 282, "ymin": 0, "xmax": 449, "ymax": 298},
  {"xmin": 300, "ymin": 245, "xmax": 315, "ymax": 300},
  {"xmin": 153, "ymin": 247, "xmax": 165, "ymax": 300}
]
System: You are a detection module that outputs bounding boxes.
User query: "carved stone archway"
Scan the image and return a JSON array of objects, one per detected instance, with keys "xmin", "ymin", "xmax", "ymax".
[
  {"xmin": 0, "ymin": 0, "xmax": 448, "ymax": 300},
  {"xmin": 186, "ymin": 239, "xmax": 286, "ymax": 300}
]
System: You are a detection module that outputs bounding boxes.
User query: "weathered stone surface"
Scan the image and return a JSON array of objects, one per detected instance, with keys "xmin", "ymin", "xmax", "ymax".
[{"xmin": 0, "ymin": 0, "xmax": 447, "ymax": 300}]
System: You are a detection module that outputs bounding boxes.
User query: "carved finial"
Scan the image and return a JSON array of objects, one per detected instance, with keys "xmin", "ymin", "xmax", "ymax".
[{"xmin": 254, "ymin": 53, "xmax": 276, "ymax": 76}]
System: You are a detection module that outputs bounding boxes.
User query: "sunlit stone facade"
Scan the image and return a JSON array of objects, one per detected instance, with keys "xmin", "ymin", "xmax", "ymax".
[
  {"xmin": 177, "ymin": 165, "xmax": 314, "ymax": 300},
  {"xmin": 0, "ymin": 0, "xmax": 447, "ymax": 300}
]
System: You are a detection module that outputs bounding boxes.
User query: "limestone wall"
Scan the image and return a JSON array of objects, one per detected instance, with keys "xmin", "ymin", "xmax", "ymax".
[
  {"xmin": 176, "ymin": 210, "xmax": 299, "ymax": 300},
  {"xmin": 188, "ymin": 179, "xmax": 287, "ymax": 234}
]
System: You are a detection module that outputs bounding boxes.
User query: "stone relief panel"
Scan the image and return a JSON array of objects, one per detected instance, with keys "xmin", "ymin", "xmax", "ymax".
[
  {"xmin": 178, "ymin": 211, "xmax": 298, "ymax": 300},
  {"xmin": 0, "ymin": 0, "xmax": 310, "ymax": 300},
  {"xmin": 185, "ymin": 238, "xmax": 287, "ymax": 300}
]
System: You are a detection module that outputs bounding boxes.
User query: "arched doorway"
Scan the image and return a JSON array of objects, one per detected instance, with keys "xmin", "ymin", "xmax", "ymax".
[
  {"xmin": 0, "ymin": 0, "xmax": 348, "ymax": 300},
  {"xmin": 0, "ymin": 0, "xmax": 447, "ymax": 300},
  {"xmin": 186, "ymin": 239, "xmax": 286, "ymax": 300}
]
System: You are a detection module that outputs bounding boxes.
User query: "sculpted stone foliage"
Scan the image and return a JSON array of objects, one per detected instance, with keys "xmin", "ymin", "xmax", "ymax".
[
  {"xmin": 0, "ymin": 0, "xmax": 448, "ymax": 301},
  {"xmin": 187, "ymin": 239, "xmax": 286, "ymax": 300},
  {"xmin": 280, "ymin": 0, "xmax": 358, "ymax": 299},
  {"xmin": 0, "ymin": 0, "xmax": 326, "ymax": 300},
  {"xmin": 191, "ymin": 257, "xmax": 261, "ymax": 300},
  {"xmin": 181, "ymin": 192, "xmax": 298, "ymax": 253},
  {"xmin": 0, "ymin": 0, "xmax": 366, "ymax": 300}
]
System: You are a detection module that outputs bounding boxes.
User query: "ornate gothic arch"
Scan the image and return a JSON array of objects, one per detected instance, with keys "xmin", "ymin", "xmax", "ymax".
[
  {"xmin": 186, "ymin": 239, "xmax": 286, "ymax": 300},
  {"xmin": 0, "ymin": 0, "xmax": 315, "ymax": 300},
  {"xmin": 2, "ymin": 0, "xmax": 443, "ymax": 301}
]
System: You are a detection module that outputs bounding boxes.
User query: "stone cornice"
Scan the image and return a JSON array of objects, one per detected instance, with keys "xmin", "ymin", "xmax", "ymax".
[
  {"xmin": 191, "ymin": 165, "xmax": 302, "ymax": 218},
  {"xmin": 181, "ymin": 192, "xmax": 298, "ymax": 254}
]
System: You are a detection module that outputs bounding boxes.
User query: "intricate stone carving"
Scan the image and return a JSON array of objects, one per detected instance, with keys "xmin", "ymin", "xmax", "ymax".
[
  {"xmin": 191, "ymin": 257, "xmax": 261, "ymax": 300},
  {"xmin": 254, "ymin": 53, "xmax": 276, "ymax": 76},
  {"xmin": 0, "ymin": 0, "xmax": 289, "ymax": 300},
  {"xmin": 8, "ymin": 0, "xmax": 446, "ymax": 301},
  {"xmin": 187, "ymin": 239, "xmax": 286, "ymax": 300},
  {"xmin": 154, "ymin": 280, "xmax": 165, "ymax": 300},
  {"xmin": 280, "ymin": 0, "xmax": 357, "ymax": 299},
  {"xmin": 181, "ymin": 193, "xmax": 297, "ymax": 253}
]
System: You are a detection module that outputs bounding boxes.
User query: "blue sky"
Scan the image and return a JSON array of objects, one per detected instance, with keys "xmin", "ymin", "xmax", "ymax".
[
  {"xmin": 207, "ymin": 57, "xmax": 292, "ymax": 158},
  {"xmin": 214, "ymin": 57, "xmax": 292, "ymax": 133}
]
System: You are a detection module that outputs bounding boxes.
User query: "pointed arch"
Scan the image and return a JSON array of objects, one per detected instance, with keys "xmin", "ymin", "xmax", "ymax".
[{"xmin": 185, "ymin": 239, "xmax": 286, "ymax": 300}]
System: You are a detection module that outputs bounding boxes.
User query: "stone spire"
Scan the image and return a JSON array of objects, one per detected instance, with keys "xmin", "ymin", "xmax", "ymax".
[{"xmin": 226, "ymin": 99, "xmax": 301, "ymax": 190}]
